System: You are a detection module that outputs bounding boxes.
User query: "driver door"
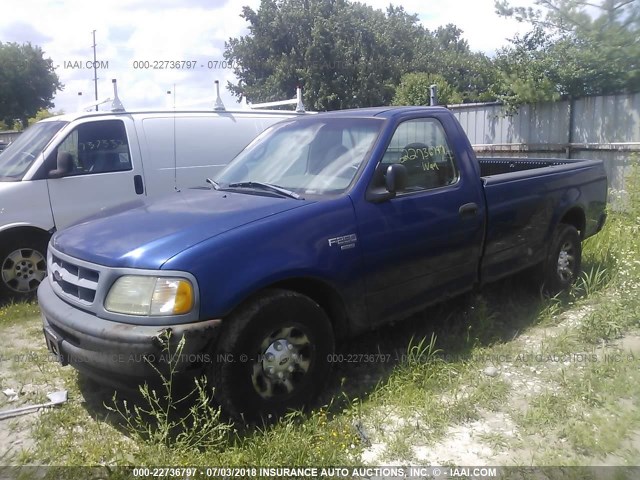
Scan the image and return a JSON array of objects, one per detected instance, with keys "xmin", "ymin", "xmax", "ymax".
[
  {"xmin": 356, "ymin": 116, "xmax": 485, "ymax": 324},
  {"xmin": 46, "ymin": 118, "xmax": 145, "ymax": 229}
]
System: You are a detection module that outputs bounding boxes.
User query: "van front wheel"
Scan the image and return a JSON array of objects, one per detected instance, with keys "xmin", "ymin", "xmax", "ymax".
[
  {"xmin": 210, "ymin": 289, "xmax": 334, "ymax": 420},
  {"xmin": 0, "ymin": 235, "xmax": 48, "ymax": 299}
]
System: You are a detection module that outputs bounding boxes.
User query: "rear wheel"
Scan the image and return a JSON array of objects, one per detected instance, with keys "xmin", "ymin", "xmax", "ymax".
[
  {"xmin": 542, "ymin": 224, "xmax": 582, "ymax": 294},
  {"xmin": 0, "ymin": 234, "xmax": 48, "ymax": 299},
  {"xmin": 210, "ymin": 289, "xmax": 334, "ymax": 420}
]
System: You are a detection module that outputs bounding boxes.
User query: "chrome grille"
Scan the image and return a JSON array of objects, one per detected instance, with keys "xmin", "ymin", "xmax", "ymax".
[{"xmin": 49, "ymin": 252, "xmax": 100, "ymax": 305}]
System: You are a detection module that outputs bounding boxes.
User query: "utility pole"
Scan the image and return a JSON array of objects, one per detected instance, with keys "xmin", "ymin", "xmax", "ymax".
[
  {"xmin": 429, "ymin": 84, "xmax": 438, "ymax": 106},
  {"xmin": 166, "ymin": 84, "xmax": 176, "ymax": 109},
  {"xmin": 92, "ymin": 30, "xmax": 98, "ymax": 111}
]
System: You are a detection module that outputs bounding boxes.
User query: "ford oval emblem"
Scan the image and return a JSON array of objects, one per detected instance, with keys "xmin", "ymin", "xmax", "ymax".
[{"xmin": 53, "ymin": 270, "xmax": 62, "ymax": 282}]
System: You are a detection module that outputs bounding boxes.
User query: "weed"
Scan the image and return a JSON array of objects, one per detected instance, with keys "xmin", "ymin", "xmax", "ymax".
[
  {"xmin": 477, "ymin": 431, "xmax": 510, "ymax": 451},
  {"xmin": 405, "ymin": 333, "xmax": 440, "ymax": 367},
  {"xmin": 0, "ymin": 300, "xmax": 39, "ymax": 326},
  {"xmin": 25, "ymin": 328, "xmax": 364, "ymax": 468},
  {"xmin": 536, "ymin": 293, "xmax": 565, "ymax": 325},
  {"xmin": 464, "ymin": 297, "xmax": 499, "ymax": 347},
  {"xmin": 572, "ymin": 266, "xmax": 611, "ymax": 298},
  {"xmin": 580, "ymin": 306, "xmax": 625, "ymax": 343},
  {"xmin": 105, "ymin": 331, "xmax": 232, "ymax": 453}
]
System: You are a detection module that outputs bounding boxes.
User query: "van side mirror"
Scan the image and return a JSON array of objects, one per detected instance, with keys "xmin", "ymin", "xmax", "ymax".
[
  {"xmin": 49, "ymin": 151, "xmax": 73, "ymax": 178},
  {"xmin": 385, "ymin": 163, "xmax": 408, "ymax": 194}
]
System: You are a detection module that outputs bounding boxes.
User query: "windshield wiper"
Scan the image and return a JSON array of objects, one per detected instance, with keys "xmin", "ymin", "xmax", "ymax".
[
  {"xmin": 227, "ymin": 181, "xmax": 302, "ymax": 200},
  {"xmin": 206, "ymin": 177, "xmax": 221, "ymax": 190}
]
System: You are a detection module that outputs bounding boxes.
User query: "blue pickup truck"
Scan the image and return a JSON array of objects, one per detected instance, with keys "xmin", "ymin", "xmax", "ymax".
[{"xmin": 38, "ymin": 106, "xmax": 607, "ymax": 418}]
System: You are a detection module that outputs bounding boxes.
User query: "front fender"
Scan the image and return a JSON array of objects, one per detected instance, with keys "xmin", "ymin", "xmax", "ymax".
[
  {"xmin": 162, "ymin": 196, "xmax": 365, "ymax": 321},
  {"xmin": 0, "ymin": 180, "xmax": 54, "ymax": 234}
]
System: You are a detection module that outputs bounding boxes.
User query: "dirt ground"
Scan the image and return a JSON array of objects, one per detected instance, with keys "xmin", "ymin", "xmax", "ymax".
[
  {"xmin": 1, "ymin": 304, "xmax": 639, "ymax": 469},
  {"xmin": 359, "ymin": 307, "xmax": 640, "ymax": 467}
]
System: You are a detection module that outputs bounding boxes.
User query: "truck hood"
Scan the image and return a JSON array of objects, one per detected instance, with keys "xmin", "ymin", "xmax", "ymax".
[{"xmin": 52, "ymin": 189, "xmax": 313, "ymax": 268}]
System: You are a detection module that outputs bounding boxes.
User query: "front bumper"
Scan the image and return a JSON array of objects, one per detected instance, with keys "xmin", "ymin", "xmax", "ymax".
[{"xmin": 38, "ymin": 279, "xmax": 222, "ymax": 391}]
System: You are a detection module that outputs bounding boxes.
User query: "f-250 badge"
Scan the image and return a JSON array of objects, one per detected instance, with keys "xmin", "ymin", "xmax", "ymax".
[{"xmin": 328, "ymin": 234, "xmax": 357, "ymax": 250}]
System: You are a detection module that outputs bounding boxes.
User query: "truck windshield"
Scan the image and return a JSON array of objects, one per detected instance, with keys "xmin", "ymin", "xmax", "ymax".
[
  {"xmin": 216, "ymin": 117, "xmax": 382, "ymax": 196},
  {"xmin": 0, "ymin": 121, "xmax": 67, "ymax": 181}
]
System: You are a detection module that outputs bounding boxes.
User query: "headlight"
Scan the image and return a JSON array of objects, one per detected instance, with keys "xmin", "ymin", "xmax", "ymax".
[{"xmin": 105, "ymin": 275, "xmax": 194, "ymax": 316}]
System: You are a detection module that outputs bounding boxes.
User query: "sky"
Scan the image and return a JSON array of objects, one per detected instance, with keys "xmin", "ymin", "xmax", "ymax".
[{"xmin": 0, "ymin": 0, "xmax": 535, "ymax": 114}]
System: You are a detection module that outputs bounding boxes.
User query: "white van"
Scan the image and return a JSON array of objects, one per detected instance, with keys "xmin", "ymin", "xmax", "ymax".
[{"xmin": 0, "ymin": 83, "xmax": 306, "ymax": 297}]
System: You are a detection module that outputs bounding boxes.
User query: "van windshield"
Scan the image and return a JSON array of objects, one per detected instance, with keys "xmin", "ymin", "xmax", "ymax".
[
  {"xmin": 215, "ymin": 117, "xmax": 382, "ymax": 196},
  {"xmin": 0, "ymin": 121, "xmax": 67, "ymax": 181}
]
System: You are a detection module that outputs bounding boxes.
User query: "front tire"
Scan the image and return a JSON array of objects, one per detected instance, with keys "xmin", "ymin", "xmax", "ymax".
[
  {"xmin": 542, "ymin": 224, "xmax": 582, "ymax": 294},
  {"xmin": 0, "ymin": 234, "xmax": 48, "ymax": 299},
  {"xmin": 210, "ymin": 289, "xmax": 334, "ymax": 420}
]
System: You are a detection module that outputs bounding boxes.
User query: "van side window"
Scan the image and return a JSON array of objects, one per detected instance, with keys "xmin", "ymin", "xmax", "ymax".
[
  {"xmin": 57, "ymin": 120, "xmax": 131, "ymax": 175},
  {"xmin": 379, "ymin": 118, "xmax": 459, "ymax": 192}
]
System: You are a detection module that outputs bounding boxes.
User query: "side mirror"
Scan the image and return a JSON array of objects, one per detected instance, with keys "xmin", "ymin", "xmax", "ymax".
[
  {"xmin": 366, "ymin": 163, "xmax": 408, "ymax": 203},
  {"xmin": 385, "ymin": 163, "xmax": 407, "ymax": 194},
  {"xmin": 49, "ymin": 151, "xmax": 73, "ymax": 178}
]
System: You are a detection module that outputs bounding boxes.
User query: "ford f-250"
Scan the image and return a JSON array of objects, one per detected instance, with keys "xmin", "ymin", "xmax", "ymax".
[{"xmin": 38, "ymin": 106, "xmax": 607, "ymax": 418}]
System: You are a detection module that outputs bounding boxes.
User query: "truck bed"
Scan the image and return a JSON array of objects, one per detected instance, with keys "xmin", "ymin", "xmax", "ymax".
[
  {"xmin": 478, "ymin": 157, "xmax": 572, "ymax": 177},
  {"xmin": 477, "ymin": 156, "xmax": 608, "ymax": 284}
]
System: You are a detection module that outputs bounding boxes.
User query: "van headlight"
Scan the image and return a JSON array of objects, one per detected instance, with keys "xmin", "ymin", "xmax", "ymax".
[{"xmin": 105, "ymin": 275, "xmax": 194, "ymax": 316}]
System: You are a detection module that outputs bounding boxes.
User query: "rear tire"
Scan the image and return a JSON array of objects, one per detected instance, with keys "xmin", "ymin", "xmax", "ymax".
[
  {"xmin": 542, "ymin": 224, "xmax": 582, "ymax": 294},
  {"xmin": 0, "ymin": 234, "xmax": 48, "ymax": 300},
  {"xmin": 210, "ymin": 289, "xmax": 334, "ymax": 421}
]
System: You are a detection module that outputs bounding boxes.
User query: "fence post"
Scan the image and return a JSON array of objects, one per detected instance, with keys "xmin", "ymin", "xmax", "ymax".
[{"xmin": 566, "ymin": 96, "xmax": 575, "ymax": 159}]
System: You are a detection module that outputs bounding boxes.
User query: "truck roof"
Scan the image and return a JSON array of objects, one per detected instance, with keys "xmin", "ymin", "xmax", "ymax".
[{"xmin": 302, "ymin": 105, "xmax": 451, "ymax": 119}]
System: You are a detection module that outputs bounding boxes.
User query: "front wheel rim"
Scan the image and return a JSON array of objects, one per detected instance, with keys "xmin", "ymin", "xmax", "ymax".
[
  {"xmin": 556, "ymin": 240, "xmax": 576, "ymax": 283},
  {"xmin": 1, "ymin": 248, "xmax": 47, "ymax": 293},
  {"xmin": 251, "ymin": 326, "xmax": 312, "ymax": 400}
]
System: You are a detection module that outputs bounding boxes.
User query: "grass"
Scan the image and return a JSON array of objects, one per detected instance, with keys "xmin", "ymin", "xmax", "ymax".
[
  {"xmin": 515, "ymin": 352, "xmax": 640, "ymax": 458},
  {"xmin": 2, "ymin": 164, "xmax": 640, "ymax": 470},
  {"xmin": 355, "ymin": 163, "xmax": 640, "ymax": 465},
  {"xmin": 0, "ymin": 300, "xmax": 39, "ymax": 327},
  {"xmin": 504, "ymin": 162, "xmax": 640, "ymax": 465}
]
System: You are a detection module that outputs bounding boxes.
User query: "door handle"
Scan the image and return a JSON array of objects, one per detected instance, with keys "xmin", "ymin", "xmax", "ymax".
[
  {"xmin": 133, "ymin": 175, "xmax": 144, "ymax": 195},
  {"xmin": 458, "ymin": 202, "xmax": 478, "ymax": 217}
]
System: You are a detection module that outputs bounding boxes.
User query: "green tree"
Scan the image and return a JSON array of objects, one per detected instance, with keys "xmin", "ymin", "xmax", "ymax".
[
  {"xmin": 424, "ymin": 24, "xmax": 500, "ymax": 103},
  {"xmin": 0, "ymin": 42, "xmax": 62, "ymax": 127},
  {"xmin": 225, "ymin": 0, "xmax": 428, "ymax": 110},
  {"xmin": 495, "ymin": 0, "xmax": 640, "ymax": 106},
  {"xmin": 492, "ymin": 27, "xmax": 562, "ymax": 108},
  {"xmin": 224, "ymin": 0, "xmax": 499, "ymax": 109},
  {"xmin": 392, "ymin": 72, "xmax": 463, "ymax": 106},
  {"xmin": 27, "ymin": 108, "xmax": 63, "ymax": 126}
]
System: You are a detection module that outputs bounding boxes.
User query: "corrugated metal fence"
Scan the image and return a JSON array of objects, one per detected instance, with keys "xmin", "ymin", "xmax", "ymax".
[
  {"xmin": 449, "ymin": 93, "xmax": 640, "ymax": 193},
  {"xmin": 0, "ymin": 131, "xmax": 21, "ymax": 144}
]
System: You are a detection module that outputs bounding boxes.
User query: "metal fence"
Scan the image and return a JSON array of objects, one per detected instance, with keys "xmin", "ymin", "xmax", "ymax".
[
  {"xmin": 449, "ymin": 93, "xmax": 640, "ymax": 193},
  {"xmin": 0, "ymin": 131, "xmax": 21, "ymax": 144}
]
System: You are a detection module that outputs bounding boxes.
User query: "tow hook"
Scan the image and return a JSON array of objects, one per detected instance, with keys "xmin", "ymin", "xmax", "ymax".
[{"xmin": 152, "ymin": 328, "xmax": 173, "ymax": 349}]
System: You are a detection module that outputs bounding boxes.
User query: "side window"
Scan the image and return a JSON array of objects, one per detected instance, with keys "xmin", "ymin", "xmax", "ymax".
[
  {"xmin": 380, "ymin": 118, "xmax": 459, "ymax": 192},
  {"xmin": 56, "ymin": 120, "xmax": 131, "ymax": 175}
]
